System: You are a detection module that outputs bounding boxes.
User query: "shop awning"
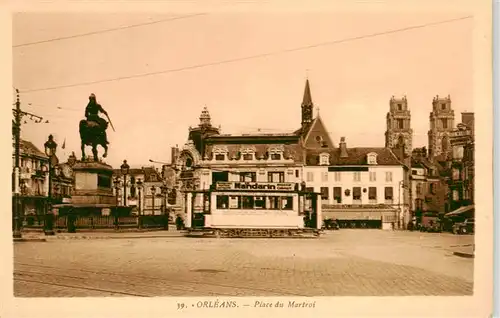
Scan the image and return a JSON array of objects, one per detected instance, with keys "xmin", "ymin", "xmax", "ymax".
[
  {"xmin": 322, "ymin": 208, "xmax": 398, "ymax": 221},
  {"xmin": 444, "ymin": 205, "xmax": 474, "ymax": 217}
]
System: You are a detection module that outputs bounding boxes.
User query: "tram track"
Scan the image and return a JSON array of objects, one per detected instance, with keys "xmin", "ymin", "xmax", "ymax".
[
  {"xmin": 14, "ymin": 262, "xmax": 305, "ymax": 297},
  {"xmin": 14, "ymin": 277, "xmax": 150, "ymax": 297}
]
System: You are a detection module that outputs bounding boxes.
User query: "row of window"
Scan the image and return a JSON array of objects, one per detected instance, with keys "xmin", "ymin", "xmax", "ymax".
[
  {"xmin": 239, "ymin": 171, "xmax": 287, "ymax": 183},
  {"xmin": 19, "ymin": 158, "xmax": 46, "ymax": 171},
  {"xmin": 415, "ymin": 182, "xmax": 438, "ymax": 195},
  {"xmin": 306, "ymin": 171, "xmax": 394, "ymax": 183},
  {"xmin": 316, "ymin": 186, "xmax": 395, "ymax": 203},
  {"xmin": 216, "ymin": 195, "xmax": 294, "ymax": 210},
  {"xmin": 214, "ymin": 153, "xmax": 283, "ymax": 161},
  {"xmin": 214, "ymin": 171, "xmax": 300, "ymax": 183}
]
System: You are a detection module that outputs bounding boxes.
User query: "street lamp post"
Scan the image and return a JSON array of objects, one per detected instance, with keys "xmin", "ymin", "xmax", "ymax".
[
  {"xmin": 113, "ymin": 177, "xmax": 121, "ymax": 205},
  {"xmin": 398, "ymin": 180, "xmax": 404, "ymax": 230},
  {"xmin": 151, "ymin": 185, "xmax": 157, "ymax": 216},
  {"xmin": 160, "ymin": 183, "xmax": 168, "ymax": 230},
  {"xmin": 43, "ymin": 135, "xmax": 57, "ymax": 236},
  {"xmin": 136, "ymin": 178, "xmax": 143, "ymax": 229},
  {"xmin": 120, "ymin": 160, "xmax": 130, "ymax": 207}
]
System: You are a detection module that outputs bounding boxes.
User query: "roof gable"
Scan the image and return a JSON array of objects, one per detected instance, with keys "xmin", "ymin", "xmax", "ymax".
[
  {"xmin": 16, "ymin": 139, "xmax": 47, "ymax": 158},
  {"xmin": 302, "ymin": 115, "xmax": 334, "ymax": 149}
]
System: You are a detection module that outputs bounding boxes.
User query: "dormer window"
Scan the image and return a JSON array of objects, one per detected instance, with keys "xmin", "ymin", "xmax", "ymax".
[
  {"xmin": 268, "ymin": 145, "xmax": 284, "ymax": 161},
  {"xmin": 212, "ymin": 146, "xmax": 228, "ymax": 161},
  {"xmin": 240, "ymin": 147, "xmax": 256, "ymax": 161},
  {"xmin": 319, "ymin": 152, "xmax": 330, "ymax": 166},
  {"xmin": 367, "ymin": 152, "xmax": 378, "ymax": 165}
]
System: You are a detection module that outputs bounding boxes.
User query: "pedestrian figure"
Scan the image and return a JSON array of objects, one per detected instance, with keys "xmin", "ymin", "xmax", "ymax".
[{"xmin": 175, "ymin": 215, "xmax": 184, "ymax": 230}]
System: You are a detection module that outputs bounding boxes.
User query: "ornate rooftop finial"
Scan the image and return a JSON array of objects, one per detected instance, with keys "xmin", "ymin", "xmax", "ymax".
[{"xmin": 199, "ymin": 106, "xmax": 212, "ymax": 127}]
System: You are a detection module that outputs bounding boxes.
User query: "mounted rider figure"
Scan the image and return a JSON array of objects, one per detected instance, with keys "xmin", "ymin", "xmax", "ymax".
[{"xmin": 85, "ymin": 93, "xmax": 109, "ymax": 144}]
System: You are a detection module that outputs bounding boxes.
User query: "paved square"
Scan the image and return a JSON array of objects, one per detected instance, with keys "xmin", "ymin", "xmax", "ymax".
[{"xmin": 14, "ymin": 230, "xmax": 474, "ymax": 297}]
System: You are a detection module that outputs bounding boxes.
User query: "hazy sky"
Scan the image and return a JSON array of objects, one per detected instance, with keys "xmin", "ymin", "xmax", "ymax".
[{"xmin": 12, "ymin": 11, "xmax": 473, "ymax": 168}]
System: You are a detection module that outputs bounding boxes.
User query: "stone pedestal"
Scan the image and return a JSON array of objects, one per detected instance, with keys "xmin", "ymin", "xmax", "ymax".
[{"xmin": 72, "ymin": 160, "xmax": 115, "ymax": 206}]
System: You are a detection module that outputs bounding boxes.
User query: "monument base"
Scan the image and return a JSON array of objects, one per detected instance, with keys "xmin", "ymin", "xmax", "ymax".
[
  {"xmin": 53, "ymin": 159, "xmax": 120, "ymax": 216},
  {"xmin": 72, "ymin": 160, "xmax": 115, "ymax": 206}
]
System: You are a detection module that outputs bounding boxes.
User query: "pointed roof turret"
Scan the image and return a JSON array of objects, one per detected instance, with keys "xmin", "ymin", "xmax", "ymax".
[{"xmin": 302, "ymin": 79, "xmax": 313, "ymax": 106}]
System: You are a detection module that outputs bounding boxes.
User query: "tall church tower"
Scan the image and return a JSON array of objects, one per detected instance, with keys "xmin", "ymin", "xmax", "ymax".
[
  {"xmin": 385, "ymin": 95, "xmax": 413, "ymax": 158},
  {"xmin": 301, "ymin": 79, "xmax": 314, "ymax": 129},
  {"xmin": 428, "ymin": 95, "xmax": 455, "ymax": 159}
]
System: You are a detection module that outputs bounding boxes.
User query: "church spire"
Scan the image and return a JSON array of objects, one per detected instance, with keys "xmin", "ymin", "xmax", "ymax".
[
  {"xmin": 302, "ymin": 79, "xmax": 313, "ymax": 106},
  {"xmin": 301, "ymin": 79, "xmax": 313, "ymax": 126}
]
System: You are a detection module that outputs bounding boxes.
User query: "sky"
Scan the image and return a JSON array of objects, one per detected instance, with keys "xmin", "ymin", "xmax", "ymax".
[{"xmin": 12, "ymin": 11, "xmax": 474, "ymax": 169}]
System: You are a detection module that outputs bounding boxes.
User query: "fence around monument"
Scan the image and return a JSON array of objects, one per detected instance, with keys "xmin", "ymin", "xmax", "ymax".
[{"xmin": 21, "ymin": 214, "xmax": 172, "ymax": 231}]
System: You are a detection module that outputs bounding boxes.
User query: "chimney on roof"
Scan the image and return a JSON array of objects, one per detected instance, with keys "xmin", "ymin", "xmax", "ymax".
[{"xmin": 339, "ymin": 137, "xmax": 348, "ymax": 158}]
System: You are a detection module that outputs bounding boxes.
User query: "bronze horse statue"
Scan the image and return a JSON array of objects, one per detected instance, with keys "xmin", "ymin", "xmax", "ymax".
[
  {"xmin": 79, "ymin": 93, "xmax": 113, "ymax": 161},
  {"xmin": 79, "ymin": 119, "xmax": 109, "ymax": 161}
]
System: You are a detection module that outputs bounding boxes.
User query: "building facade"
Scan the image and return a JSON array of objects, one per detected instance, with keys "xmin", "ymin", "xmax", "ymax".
[
  {"xmin": 13, "ymin": 139, "xmax": 75, "ymax": 219},
  {"xmin": 447, "ymin": 112, "xmax": 475, "ymax": 211},
  {"xmin": 173, "ymin": 80, "xmax": 409, "ymax": 230},
  {"xmin": 112, "ymin": 167, "xmax": 164, "ymax": 215},
  {"xmin": 304, "ymin": 137, "xmax": 406, "ymax": 230},
  {"xmin": 14, "ymin": 139, "xmax": 49, "ymax": 217},
  {"xmin": 409, "ymin": 147, "xmax": 449, "ymax": 227}
]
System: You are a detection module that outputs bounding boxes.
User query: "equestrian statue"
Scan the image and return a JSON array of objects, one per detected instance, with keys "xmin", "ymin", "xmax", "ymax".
[{"xmin": 79, "ymin": 93, "xmax": 115, "ymax": 161}]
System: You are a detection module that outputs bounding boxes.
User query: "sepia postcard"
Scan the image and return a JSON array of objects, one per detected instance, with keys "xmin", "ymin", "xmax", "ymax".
[{"xmin": 0, "ymin": 0, "xmax": 494, "ymax": 317}]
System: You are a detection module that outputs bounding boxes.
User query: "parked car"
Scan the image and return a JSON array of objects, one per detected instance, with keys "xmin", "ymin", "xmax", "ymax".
[{"xmin": 453, "ymin": 218, "xmax": 474, "ymax": 234}]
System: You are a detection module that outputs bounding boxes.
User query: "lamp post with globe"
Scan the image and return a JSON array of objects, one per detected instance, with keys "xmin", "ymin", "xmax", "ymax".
[
  {"xmin": 120, "ymin": 160, "xmax": 130, "ymax": 207},
  {"xmin": 43, "ymin": 135, "xmax": 58, "ymax": 236}
]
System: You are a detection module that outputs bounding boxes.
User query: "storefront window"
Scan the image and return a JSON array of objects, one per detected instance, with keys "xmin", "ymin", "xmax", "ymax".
[
  {"xmin": 254, "ymin": 196, "xmax": 266, "ymax": 209},
  {"xmin": 268, "ymin": 196, "xmax": 280, "ymax": 209},
  {"xmin": 281, "ymin": 197, "xmax": 293, "ymax": 210},
  {"xmin": 242, "ymin": 196, "xmax": 254, "ymax": 209},
  {"xmin": 229, "ymin": 196, "xmax": 240, "ymax": 209},
  {"xmin": 216, "ymin": 195, "xmax": 229, "ymax": 209}
]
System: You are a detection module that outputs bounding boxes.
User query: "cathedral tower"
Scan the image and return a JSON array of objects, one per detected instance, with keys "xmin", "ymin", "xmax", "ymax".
[
  {"xmin": 428, "ymin": 95, "xmax": 455, "ymax": 159},
  {"xmin": 385, "ymin": 95, "xmax": 413, "ymax": 158}
]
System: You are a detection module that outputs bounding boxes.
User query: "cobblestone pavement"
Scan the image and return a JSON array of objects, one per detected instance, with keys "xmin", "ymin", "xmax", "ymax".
[{"xmin": 13, "ymin": 230, "xmax": 474, "ymax": 297}]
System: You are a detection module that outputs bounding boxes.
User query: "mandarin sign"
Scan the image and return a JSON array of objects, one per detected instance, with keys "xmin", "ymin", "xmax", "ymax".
[{"xmin": 215, "ymin": 182, "xmax": 296, "ymax": 191}]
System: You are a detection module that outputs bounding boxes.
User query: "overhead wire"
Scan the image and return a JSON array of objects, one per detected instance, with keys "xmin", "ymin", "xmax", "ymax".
[
  {"xmin": 18, "ymin": 15, "xmax": 472, "ymax": 94},
  {"xmin": 13, "ymin": 13, "xmax": 208, "ymax": 48}
]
